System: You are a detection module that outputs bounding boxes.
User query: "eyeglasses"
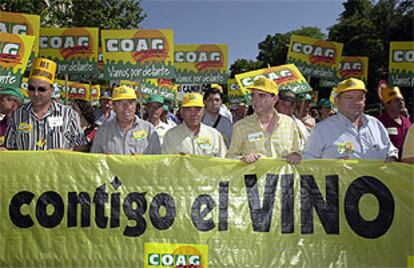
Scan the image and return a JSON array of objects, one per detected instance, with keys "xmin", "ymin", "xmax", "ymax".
[{"xmin": 28, "ymin": 85, "xmax": 48, "ymax": 93}]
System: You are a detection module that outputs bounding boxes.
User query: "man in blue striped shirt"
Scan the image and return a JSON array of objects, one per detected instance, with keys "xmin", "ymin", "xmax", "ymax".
[{"xmin": 5, "ymin": 58, "xmax": 85, "ymax": 150}]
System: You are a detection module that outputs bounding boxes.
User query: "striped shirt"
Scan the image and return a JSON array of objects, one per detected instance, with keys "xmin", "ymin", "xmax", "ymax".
[
  {"xmin": 5, "ymin": 101, "xmax": 85, "ymax": 150},
  {"xmin": 227, "ymin": 110, "xmax": 300, "ymax": 159},
  {"xmin": 91, "ymin": 116, "xmax": 161, "ymax": 155}
]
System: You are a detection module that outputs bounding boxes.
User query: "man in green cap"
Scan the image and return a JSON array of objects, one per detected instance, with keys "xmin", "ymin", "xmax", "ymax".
[
  {"xmin": 145, "ymin": 94, "xmax": 174, "ymax": 145},
  {"xmin": 0, "ymin": 87, "xmax": 24, "ymax": 148},
  {"xmin": 294, "ymin": 93, "xmax": 315, "ymax": 131}
]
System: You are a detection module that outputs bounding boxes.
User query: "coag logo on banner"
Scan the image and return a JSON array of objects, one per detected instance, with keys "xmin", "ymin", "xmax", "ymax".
[
  {"xmin": 40, "ymin": 28, "xmax": 93, "ymax": 59},
  {"xmin": 392, "ymin": 49, "xmax": 414, "ymax": 63},
  {"xmin": 0, "ymin": 11, "xmax": 40, "ymax": 56},
  {"xmin": 105, "ymin": 30, "xmax": 169, "ymax": 64},
  {"xmin": 175, "ymin": 44, "xmax": 224, "ymax": 71},
  {"xmin": 291, "ymin": 40, "xmax": 337, "ymax": 65},
  {"xmin": 338, "ymin": 56, "xmax": 368, "ymax": 81},
  {"xmin": 144, "ymin": 243, "xmax": 208, "ymax": 268},
  {"xmin": 0, "ymin": 13, "xmax": 30, "ymax": 35},
  {"xmin": 0, "ymin": 37, "xmax": 23, "ymax": 66}
]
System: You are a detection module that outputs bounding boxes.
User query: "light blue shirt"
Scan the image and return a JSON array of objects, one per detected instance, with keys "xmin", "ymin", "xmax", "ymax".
[
  {"xmin": 303, "ymin": 112, "xmax": 398, "ymax": 160},
  {"xmin": 202, "ymin": 112, "xmax": 233, "ymax": 147}
]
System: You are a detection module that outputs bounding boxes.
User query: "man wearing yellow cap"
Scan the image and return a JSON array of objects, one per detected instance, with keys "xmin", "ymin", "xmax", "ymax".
[
  {"xmin": 162, "ymin": 92, "xmax": 226, "ymax": 157},
  {"xmin": 5, "ymin": 58, "xmax": 85, "ymax": 150},
  {"xmin": 378, "ymin": 86, "xmax": 411, "ymax": 160},
  {"xmin": 227, "ymin": 77, "xmax": 301, "ymax": 164},
  {"xmin": 91, "ymin": 86, "xmax": 161, "ymax": 155},
  {"xmin": 304, "ymin": 78, "xmax": 398, "ymax": 160}
]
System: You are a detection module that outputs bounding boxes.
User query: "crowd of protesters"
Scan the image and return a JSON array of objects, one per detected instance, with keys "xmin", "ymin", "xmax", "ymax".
[{"xmin": 0, "ymin": 58, "xmax": 413, "ymax": 165}]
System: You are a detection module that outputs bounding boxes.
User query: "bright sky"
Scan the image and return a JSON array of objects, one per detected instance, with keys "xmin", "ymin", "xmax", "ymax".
[{"xmin": 141, "ymin": 0, "xmax": 345, "ymax": 66}]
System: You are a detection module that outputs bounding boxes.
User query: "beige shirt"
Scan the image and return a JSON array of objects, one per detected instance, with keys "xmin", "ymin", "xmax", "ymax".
[
  {"xmin": 227, "ymin": 110, "xmax": 300, "ymax": 159},
  {"xmin": 162, "ymin": 123, "xmax": 227, "ymax": 158}
]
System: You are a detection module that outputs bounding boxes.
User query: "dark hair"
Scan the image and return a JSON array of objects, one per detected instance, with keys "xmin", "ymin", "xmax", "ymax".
[
  {"xmin": 203, "ymin": 88, "xmax": 222, "ymax": 101},
  {"xmin": 73, "ymin": 99, "xmax": 96, "ymax": 127}
]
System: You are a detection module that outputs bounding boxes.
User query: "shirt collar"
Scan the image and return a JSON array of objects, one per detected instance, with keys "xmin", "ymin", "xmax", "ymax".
[{"xmin": 337, "ymin": 112, "xmax": 368, "ymax": 128}]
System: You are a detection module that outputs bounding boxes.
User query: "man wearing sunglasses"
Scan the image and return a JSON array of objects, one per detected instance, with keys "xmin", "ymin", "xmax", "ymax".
[{"xmin": 5, "ymin": 58, "xmax": 85, "ymax": 151}]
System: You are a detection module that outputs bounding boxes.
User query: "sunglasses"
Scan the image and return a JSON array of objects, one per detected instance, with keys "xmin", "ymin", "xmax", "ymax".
[{"xmin": 28, "ymin": 85, "xmax": 48, "ymax": 93}]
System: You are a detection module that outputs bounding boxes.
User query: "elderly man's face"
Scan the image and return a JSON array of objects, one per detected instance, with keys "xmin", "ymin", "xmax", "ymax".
[
  {"xmin": 113, "ymin": 99, "xmax": 136, "ymax": 124},
  {"xmin": 386, "ymin": 97, "xmax": 405, "ymax": 114},
  {"xmin": 181, "ymin": 107, "xmax": 204, "ymax": 129},
  {"xmin": 335, "ymin": 90, "xmax": 365, "ymax": 121},
  {"xmin": 28, "ymin": 78, "xmax": 53, "ymax": 109}
]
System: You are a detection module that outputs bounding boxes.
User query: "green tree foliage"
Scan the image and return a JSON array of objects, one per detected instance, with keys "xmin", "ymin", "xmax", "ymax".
[
  {"xmin": 328, "ymin": 0, "xmax": 413, "ymax": 94},
  {"xmin": 229, "ymin": 59, "xmax": 264, "ymax": 78},
  {"xmin": 229, "ymin": 27, "xmax": 325, "ymax": 78},
  {"xmin": 0, "ymin": 0, "xmax": 146, "ymax": 28},
  {"xmin": 257, "ymin": 27, "xmax": 325, "ymax": 67}
]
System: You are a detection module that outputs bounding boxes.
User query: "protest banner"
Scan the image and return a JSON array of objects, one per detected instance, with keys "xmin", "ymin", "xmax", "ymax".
[
  {"xmin": 174, "ymin": 44, "xmax": 228, "ymax": 84},
  {"xmin": 235, "ymin": 64, "xmax": 312, "ymax": 94},
  {"xmin": 90, "ymin": 84, "xmax": 100, "ymax": 102},
  {"xmin": 228, "ymin": 78, "xmax": 249, "ymax": 104},
  {"xmin": 0, "ymin": 33, "xmax": 35, "ymax": 88},
  {"xmin": 287, "ymin": 34, "xmax": 343, "ymax": 80},
  {"xmin": 101, "ymin": 29, "xmax": 175, "ymax": 80},
  {"xmin": 320, "ymin": 56, "xmax": 368, "ymax": 88},
  {"xmin": 0, "ymin": 11, "xmax": 40, "ymax": 61},
  {"xmin": 55, "ymin": 79, "xmax": 90, "ymax": 101},
  {"xmin": 0, "ymin": 152, "xmax": 412, "ymax": 267},
  {"xmin": 389, "ymin": 41, "xmax": 414, "ymax": 87},
  {"xmin": 39, "ymin": 27, "xmax": 99, "ymax": 77}
]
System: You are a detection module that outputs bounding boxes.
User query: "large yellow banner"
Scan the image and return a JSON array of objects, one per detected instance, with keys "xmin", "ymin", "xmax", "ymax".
[
  {"xmin": 39, "ymin": 27, "xmax": 99, "ymax": 76},
  {"xmin": 389, "ymin": 41, "xmax": 414, "ymax": 87},
  {"xmin": 287, "ymin": 34, "xmax": 343, "ymax": 80},
  {"xmin": 0, "ymin": 152, "xmax": 413, "ymax": 267},
  {"xmin": 0, "ymin": 33, "xmax": 35, "ymax": 88},
  {"xmin": 0, "ymin": 11, "xmax": 40, "ymax": 56},
  {"xmin": 235, "ymin": 64, "xmax": 312, "ymax": 94},
  {"xmin": 174, "ymin": 44, "xmax": 228, "ymax": 84},
  {"xmin": 101, "ymin": 29, "xmax": 175, "ymax": 80}
]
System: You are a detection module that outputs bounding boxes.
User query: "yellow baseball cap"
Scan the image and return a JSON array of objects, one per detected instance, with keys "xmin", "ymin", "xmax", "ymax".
[
  {"xmin": 29, "ymin": 58, "xmax": 57, "ymax": 84},
  {"xmin": 380, "ymin": 86, "xmax": 404, "ymax": 104},
  {"xmin": 112, "ymin": 85, "xmax": 137, "ymax": 101},
  {"xmin": 182, "ymin": 92, "xmax": 204, "ymax": 108},
  {"xmin": 246, "ymin": 77, "xmax": 278, "ymax": 95},
  {"xmin": 336, "ymin": 78, "xmax": 367, "ymax": 94},
  {"xmin": 211, "ymin": 84, "xmax": 223, "ymax": 93}
]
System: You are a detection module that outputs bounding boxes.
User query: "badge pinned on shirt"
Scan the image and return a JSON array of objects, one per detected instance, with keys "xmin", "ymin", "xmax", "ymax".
[
  {"xmin": 337, "ymin": 142, "xmax": 354, "ymax": 154},
  {"xmin": 196, "ymin": 136, "xmax": 212, "ymax": 150},
  {"xmin": 47, "ymin": 116, "xmax": 63, "ymax": 128},
  {"xmin": 133, "ymin": 130, "xmax": 148, "ymax": 141},
  {"xmin": 248, "ymin": 132, "xmax": 264, "ymax": 142},
  {"xmin": 17, "ymin": 123, "xmax": 32, "ymax": 133},
  {"xmin": 386, "ymin": 127, "xmax": 398, "ymax": 136}
]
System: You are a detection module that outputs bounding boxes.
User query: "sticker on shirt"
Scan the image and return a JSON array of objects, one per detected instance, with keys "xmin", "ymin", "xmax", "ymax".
[
  {"xmin": 386, "ymin": 127, "xmax": 398, "ymax": 136},
  {"xmin": 248, "ymin": 132, "xmax": 264, "ymax": 142},
  {"xmin": 133, "ymin": 130, "xmax": 148, "ymax": 141},
  {"xmin": 0, "ymin": 136, "xmax": 4, "ymax": 146},
  {"xmin": 196, "ymin": 136, "xmax": 212, "ymax": 150},
  {"xmin": 36, "ymin": 139, "xmax": 46, "ymax": 148},
  {"xmin": 17, "ymin": 123, "xmax": 32, "ymax": 133},
  {"xmin": 337, "ymin": 142, "xmax": 354, "ymax": 155},
  {"xmin": 47, "ymin": 116, "xmax": 63, "ymax": 128}
]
